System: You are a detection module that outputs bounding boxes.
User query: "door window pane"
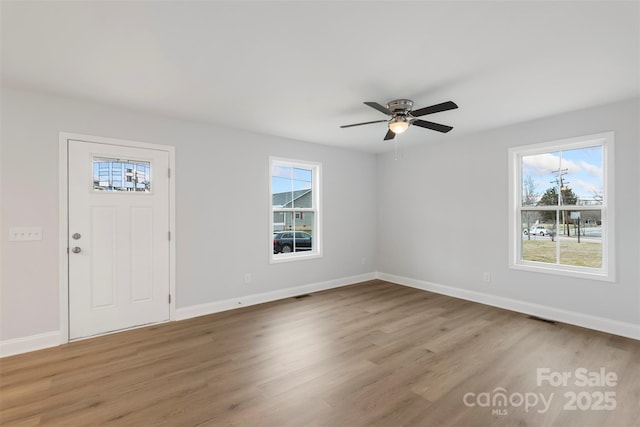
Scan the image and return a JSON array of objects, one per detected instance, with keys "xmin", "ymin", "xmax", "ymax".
[{"xmin": 93, "ymin": 157, "xmax": 151, "ymax": 192}]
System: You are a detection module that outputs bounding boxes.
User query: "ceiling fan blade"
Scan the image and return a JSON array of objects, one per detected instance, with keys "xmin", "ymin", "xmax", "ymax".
[
  {"xmin": 340, "ymin": 119, "xmax": 388, "ymax": 129},
  {"xmin": 364, "ymin": 101, "xmax": 392, "ymax": 115},
  {"xmin": 384, "ymin": 129, "xmax": 396, "ymax": 140},
  {"xmin": 410, "ymin": 101, "xmax": 458, "ymax": 117},
  {"xmin": 412, "ymin": 119, "xmax": 453, "ymax": 133}
]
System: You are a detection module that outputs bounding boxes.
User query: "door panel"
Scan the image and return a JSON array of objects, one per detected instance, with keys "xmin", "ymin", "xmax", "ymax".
[
  {"xmin": 68, "ymin": 140, "xmax": 170, "ymax": 339},
  {"xmin": 91, "ymin": 206, "xmax": 117, "ymax": 309},
  {"xmin": 130, "ymin": 206, "xmax": 154, "ymax": 303}
]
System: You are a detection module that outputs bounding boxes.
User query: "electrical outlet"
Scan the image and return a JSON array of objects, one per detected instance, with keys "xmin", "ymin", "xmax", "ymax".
[
  {"xmin": 244, "ymin": 273, "xmax": 251, "ymax": 284},
  {"xmin": 9, "ymin": 227, "xmax": 42, "ymax": 241},
  {"xmin": 483, "ymin": 272, "xmax": 491, "ymax": 283}
]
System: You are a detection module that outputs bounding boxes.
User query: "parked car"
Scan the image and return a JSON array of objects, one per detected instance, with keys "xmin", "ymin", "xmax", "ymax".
[
  {"xmin": 273, "ymin": 231, "xmax": 312, "ymax": 254},
  {"xmin": 523, "ymin": 225, "xmax": 551, "ymax": 236}
]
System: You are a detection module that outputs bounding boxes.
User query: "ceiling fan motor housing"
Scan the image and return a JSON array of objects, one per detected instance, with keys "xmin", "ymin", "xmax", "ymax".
[{"xmin": 387, "ymin": 99, "xmax": 413, "ymax": 114}]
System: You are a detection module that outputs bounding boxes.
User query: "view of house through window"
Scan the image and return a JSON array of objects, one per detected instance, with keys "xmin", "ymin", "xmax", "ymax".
[
  {"xmin": 510, "ymin": 132, "xmax": 613, "ymax": 280},
  {"xmin": 271, "ymin": 158, "xmax": 320, "ymax": 260},
  {"xmin": 93, "ymin": 157, "xmax": 151, "ymax": 192}
]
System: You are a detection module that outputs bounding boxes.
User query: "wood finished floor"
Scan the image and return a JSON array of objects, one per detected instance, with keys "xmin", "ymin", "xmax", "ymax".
[{"xmin": 1, "ymin": 280, "xmax": 639, "ymax": 426}]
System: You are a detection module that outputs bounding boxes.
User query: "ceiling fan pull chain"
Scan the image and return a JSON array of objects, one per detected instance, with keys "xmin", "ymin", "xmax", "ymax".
[{"xmin": 394, "ymin": 136, "xmax": 398, "ymax": 161}]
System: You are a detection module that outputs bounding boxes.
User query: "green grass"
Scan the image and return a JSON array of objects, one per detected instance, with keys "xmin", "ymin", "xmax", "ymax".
[
  {"xmin": 522, "ymin": 240, "xmax": 556, "ymax": 263},
  {"xmin": 522, "ymin": 240, "xmax": 602, "ymax": 268}
]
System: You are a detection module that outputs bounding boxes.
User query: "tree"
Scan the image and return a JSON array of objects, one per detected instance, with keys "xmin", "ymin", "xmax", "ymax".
[
  {"xmin": 537, "ymin": 186, "xmax": 578, "ymax": 235},
  {"xmin": 591, "ymin": 190, "xmax": 603, "ymax": 204},
  {"xmin": 522, "ymin": 176, "xmax": 539, "ymax": 206},
  {"xmin": 522, "ymin": 176, "xmax": 539, "ymax": 240}
]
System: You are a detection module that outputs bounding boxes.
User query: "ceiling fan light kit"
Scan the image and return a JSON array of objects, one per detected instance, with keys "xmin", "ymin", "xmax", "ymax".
[
  {"xmin": 388, "ymin": 116, "xmax": 410, "ymax": 134},
  {"xmin": 341, "ymin": 98, "xmax": 458, "ymax": 141}
]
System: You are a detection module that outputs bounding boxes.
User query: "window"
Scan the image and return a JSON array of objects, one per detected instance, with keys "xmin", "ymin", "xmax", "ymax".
[
  {"xmin": 93, "ymin": 157, "xmax": 151, "ymax": 192},
  {"xmin": 270, "ymin": 158, "xmax": 321, "ymax": 262},
  {"xmin": 508, "ymin": 132, "xmax": 614, "ymax": 281}
]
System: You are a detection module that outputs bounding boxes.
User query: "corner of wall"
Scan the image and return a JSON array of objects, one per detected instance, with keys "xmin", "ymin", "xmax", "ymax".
[{"xmin": 376, "ymin": 272, "xmax": 640, "ymax": 341}]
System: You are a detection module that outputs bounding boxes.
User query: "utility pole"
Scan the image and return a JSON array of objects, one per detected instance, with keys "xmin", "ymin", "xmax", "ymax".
[{"xmin": 551, "ymin": 168, "xmax": 569, "ymax": 236}]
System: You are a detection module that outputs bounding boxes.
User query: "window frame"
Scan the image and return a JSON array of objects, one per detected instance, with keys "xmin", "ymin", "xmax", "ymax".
[
  {"xmin": 269, "ymin": 157, "xmax": 322, "ymax": 263},
  {"xmin": 508, "ymin": 132, "xmax": 615, "ymax": 281}
]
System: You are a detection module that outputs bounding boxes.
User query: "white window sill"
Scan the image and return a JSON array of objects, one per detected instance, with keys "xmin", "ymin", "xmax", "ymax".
[
  {"xmin": 270, "ymin": 251, "xmax": 322, "ymax": 264},
  {"xmin": 510, "ymin": 262, "xmax": 614, "ymax": 282}
]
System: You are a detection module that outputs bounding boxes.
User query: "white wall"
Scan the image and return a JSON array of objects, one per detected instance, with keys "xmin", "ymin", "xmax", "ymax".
[
  {"xmin": 377, "ymin": 98, "xmax": 640, "ymax": 331},
  {"xmin": 2, "ymin": 87, "xmax": 638, "ymax": 352},
  {"xmin": 0, "ymin": 87, "xmax": 378, "ymax": 343}
]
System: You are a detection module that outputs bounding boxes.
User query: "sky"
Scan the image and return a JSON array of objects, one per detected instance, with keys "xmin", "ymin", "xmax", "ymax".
[
  {"xmin": 522, "ymin": 145, "xmax": 603, "ymax": 203},
  {"xmin": 272, "ymin": 166, "xmax": 312, "ymax": 195}
]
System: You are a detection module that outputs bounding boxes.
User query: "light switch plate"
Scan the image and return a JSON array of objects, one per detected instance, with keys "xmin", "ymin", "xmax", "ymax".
[{"xmin": 9, "ymin": 227, "xmax": 43, "ymax": 241}]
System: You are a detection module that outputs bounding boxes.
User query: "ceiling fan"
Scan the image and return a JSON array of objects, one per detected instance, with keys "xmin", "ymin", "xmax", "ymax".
[{"xmin": 340, "ymin": 99, "xmax": 458, "ymax": 140}]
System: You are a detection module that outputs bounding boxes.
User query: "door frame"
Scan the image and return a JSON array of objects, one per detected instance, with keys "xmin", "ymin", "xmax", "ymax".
[{"xmin": 58, "ymin": 132, "xmax": 176, "ymax": 343}]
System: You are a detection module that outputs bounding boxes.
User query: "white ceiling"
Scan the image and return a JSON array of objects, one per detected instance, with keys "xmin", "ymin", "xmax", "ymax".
[{"xmin": 2, "ymin": 1, "xmax": 638, "ymax": 153}]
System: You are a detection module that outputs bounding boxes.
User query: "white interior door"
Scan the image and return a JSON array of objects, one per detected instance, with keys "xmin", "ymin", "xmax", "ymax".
[{"xmin": 68, "ymin": 139, "xmax": 170, "ymax": 339}]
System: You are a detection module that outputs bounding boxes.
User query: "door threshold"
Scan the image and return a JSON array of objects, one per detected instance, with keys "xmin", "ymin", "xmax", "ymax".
[{"xmin": 69, "ymin": 319, "xmax": 171, "ymax": 342}]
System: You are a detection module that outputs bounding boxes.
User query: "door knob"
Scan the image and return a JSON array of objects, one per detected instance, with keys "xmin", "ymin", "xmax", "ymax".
[
  {"xmin": 72, "ymin": 247, "xmax": 82, "ymax": 254},
  {"xmin": 72, "ymin": 233, "xmax": 81, "ymax": 240}
]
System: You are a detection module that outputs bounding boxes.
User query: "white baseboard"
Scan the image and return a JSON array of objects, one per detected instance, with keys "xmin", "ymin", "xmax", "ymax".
[
  {"xmin": 377, "ymin": 272, "xmax": 640, "ymax": 341},
  {"xmin": 1, "ymin": 273, "xmax": 376, "ymax": 358},
  {"xmin": 175, "ymin": 272, "xmax": 377, "ymax": 321},
  {"xmin": 0, "ymin": 330, "xmax": 61, "ymax": 358},
  {"xmin": 7, "ymin": 271, "xmax": 633, "ymax": 359}
]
